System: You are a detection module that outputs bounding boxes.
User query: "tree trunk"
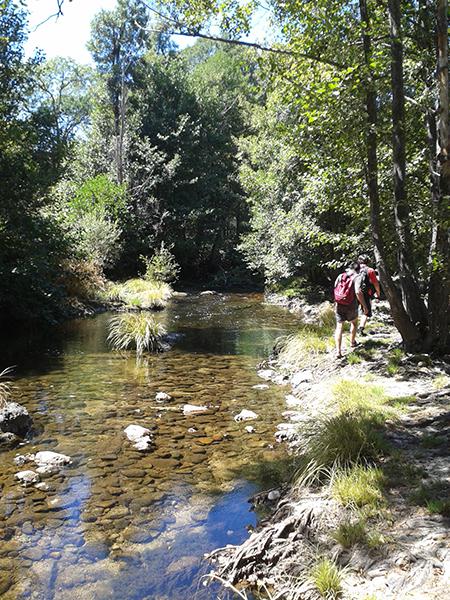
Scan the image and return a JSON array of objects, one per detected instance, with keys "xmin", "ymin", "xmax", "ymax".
[
  {"xmin": 426, "ymin": 0, "xmax": 450, "ymax": 352},
  {"xmin": 359, "ymin": 0, "xmax": 422, "ymax": 350},
  {"xmin": 388, "ymin": 0, "xmax": 428, "ymax": 329}
]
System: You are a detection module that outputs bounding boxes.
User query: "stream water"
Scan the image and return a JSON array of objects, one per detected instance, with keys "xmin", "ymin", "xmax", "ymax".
[{"xmin": 0, "ymin": 293, "xmax": 300, "ymax": 599}]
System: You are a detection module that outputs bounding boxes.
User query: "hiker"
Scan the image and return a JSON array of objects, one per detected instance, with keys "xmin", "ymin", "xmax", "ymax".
[
  {"xmin": 356, "ymin": 254, "xmax": 381, "ymax": 336},
  {"xmin": 334, "ymin": 262, "xmax": 361, "ymax": 358}
]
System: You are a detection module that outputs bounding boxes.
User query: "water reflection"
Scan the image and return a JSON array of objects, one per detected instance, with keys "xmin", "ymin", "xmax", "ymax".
[{"xmin": 0, "ymin": 293, "xmax": 300, "ymax": 599}]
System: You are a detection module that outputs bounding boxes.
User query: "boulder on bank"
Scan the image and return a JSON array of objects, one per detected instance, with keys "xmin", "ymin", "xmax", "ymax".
[{"xmin": 0, "ymin": 402, "xmax": 32, "ymax": 438}]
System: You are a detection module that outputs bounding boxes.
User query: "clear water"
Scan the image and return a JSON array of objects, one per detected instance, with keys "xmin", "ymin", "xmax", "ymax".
[{"xmin": 0, "ymin": 293, "xmax": 300, "ymax": 599}]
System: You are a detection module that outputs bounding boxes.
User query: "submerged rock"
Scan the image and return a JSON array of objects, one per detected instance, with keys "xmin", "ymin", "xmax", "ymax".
[
  {"xmin": 124, "ymin": 424, "xmax": 154, "ymax": 451},
  {"xmin": 245, "ymin": 425, "xmax": 256, "ymax": 433},
  {"xmin": 252, "ymin": 384, "xmax": 270, "ymax": 390},
  {"xmin": 155, "ymin": 392, "xmax": 172, "ymax": 403},
  {"xmin": 235, "ymin": 410, "xmax": 258, "ymax": 422},
  {"xmin": 0, "ymin": 432, "xmax": 19, "ymax": 448},
  {"xmin": 15, "ymin": 470, "xmax": 40, "ymax": 487},
  {"xmin": 34, "ymin": 451, "xmax": 72, "ymax": 467},
  {"xmin": 14, "ymin": 453, "xmax": 35, "ymax": 467},
  {"xmin": 183, "ymin": 404, "xmax": 208, "ymax": 415},
  {"xmin": 0, "ymin": 402, "xmax": 32, "ymax": 437}
]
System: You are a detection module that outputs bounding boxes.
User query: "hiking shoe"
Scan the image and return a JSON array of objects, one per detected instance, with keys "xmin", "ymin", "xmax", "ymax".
[
  {"xmin": 358, "ymin": 327, "xmax": 367, "ymax": 336},
  {"xmin": 351, "ymin": 342, "xmax": 360, "ymax": 348}
]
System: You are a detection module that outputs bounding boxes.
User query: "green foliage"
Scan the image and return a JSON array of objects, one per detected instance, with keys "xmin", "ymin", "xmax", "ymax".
[
  {"xmin": 277, "ymin": 328, "xmax": 330, "ymax": 369},
  {"xmin": 141, "ymin": 243, "xmax": 180, "ymax": 283},
  {"xmin": 331, "ymin": 465, "xmax": 385, "ymax": 508},
  {"xmin": 310, "ymin": 558, "xmax": 342, "ymax": 599},
  {"xmin": 107, "ymin": 313, "xmax": 166, "ymax": 354},
  {"xmin": 69, "ymin": 175, "xmax": 127, "ymax": 220}
]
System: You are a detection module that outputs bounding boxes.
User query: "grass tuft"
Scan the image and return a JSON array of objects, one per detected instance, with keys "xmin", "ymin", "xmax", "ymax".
[
  {"xmin": 410, "ymin": 481, "xmax": 450, "ymax": 517},
  {"xmin": 105, "ymin": 278, "xmax": 172, "ymax": 310},
  {"xmin": 332, "ymin": 519, "xmax": 367, "ymax": 548},
  {"xmin": 277, "ymin": 327, "xmax": 330, "ymax": 369},
  {"xmin": 331, "ymin": 464, "xmax": 385, "ymax": 508},
  {"xmin": 433, "ymin": 374, "xmax": 450, "ymax": 390},
  {"xmin": 108, "ymin": 313, "xmax": 166, "ymax": 355},
  {"xmin": 0, "ymin": 367, "xmax": 14, "ymax": 409},
  {"xmin": 310, "ymin": 558, "xmax": 342, "ymax": 598}
]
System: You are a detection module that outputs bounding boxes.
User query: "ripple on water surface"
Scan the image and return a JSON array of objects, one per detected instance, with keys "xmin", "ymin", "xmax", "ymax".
[{"xmin": 0, "ymin": 293, "xmax": 300, "ymax": 599}]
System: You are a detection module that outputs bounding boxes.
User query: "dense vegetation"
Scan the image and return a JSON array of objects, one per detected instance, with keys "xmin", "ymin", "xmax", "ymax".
[{"xmin": 0, "ymin": 0, "xmax": 448, "ymax": 352}]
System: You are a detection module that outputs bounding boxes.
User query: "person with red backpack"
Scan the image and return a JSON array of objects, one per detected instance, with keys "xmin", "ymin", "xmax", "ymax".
[
  {"xmin": 334, "ymin": 262, "xmax": 366, "ymax": 358},
  {"xmin": 356, "ymin": 254, "xmax": 381, "ymax": 336}
]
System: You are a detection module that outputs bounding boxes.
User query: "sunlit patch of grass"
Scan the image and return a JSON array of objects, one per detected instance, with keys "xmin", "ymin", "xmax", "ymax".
[
  {"xmin": 277, "ymin": 327, "xmax": 331, "ymax": 369},
  {"xmin": 433, "ymin": 374, "xmax": 450, "ymax": 390},
  {"xmin": 310, "ymin": 558, "xmax": 342, "ymax": 598},
  {"xmin": 333, "ymin": 380, "xmax": 397, "ymax": 421},
  {"xmin": 385, "ymin": 348, "xmax": 404, "ymax": 376},
  {"xmin": 331, "ymin": 464, "xmax": 385, "ymax": 509},
  {"xmin": 318, "ymin": 303, "xmax": 336, "ymax": 331},
  {"xmin": 332, "ymin": 518, "xmax": 367, "ymax": 548},
  {"xmin": 304, "ymin": 412, "xmax": 388, "ymax": 467},
  {"xmin": 108, "ymin": 313, "xmax": 166, "ymax": 355},
  {"xmin": 347, "ymin": 353, "xmax": 362, "ymax": 365},
  {"xmin": 106, "ymin": 278, "xmax": 172, "ymax": 310}
]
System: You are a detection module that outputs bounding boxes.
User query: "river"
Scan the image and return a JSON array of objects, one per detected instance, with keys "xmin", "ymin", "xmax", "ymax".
[{"xmin": 0, "ymin": 293, "xmax": 300, "ymax": 599}]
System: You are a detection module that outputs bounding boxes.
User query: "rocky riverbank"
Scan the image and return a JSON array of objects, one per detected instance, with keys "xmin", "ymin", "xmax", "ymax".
[{"xmin": 207, "ymin": 298, "xmax": 450, "ymax": 599}]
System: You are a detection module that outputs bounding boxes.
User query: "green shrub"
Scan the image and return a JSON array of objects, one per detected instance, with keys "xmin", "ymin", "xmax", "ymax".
[
  {"xmin": 108, "ymin": 313, "xmax": 166, "ymax": 355},
  {"xmin": 332, "ymin": 465, "xmax": 385, "ymax": 508},
  {"xmin": 141, "ymin": 242, "xmax": 180, "ymax": 283},
  {"xmin": 310, "ymin": 558, "xmax": 342, "ymax": 598}
]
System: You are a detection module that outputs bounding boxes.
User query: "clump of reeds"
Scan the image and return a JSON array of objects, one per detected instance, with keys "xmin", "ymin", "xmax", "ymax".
[
  {"xmin": 108, "ymin": 313, "xmax": 166, "ymax": 355},
  {"xmin": 310, "ymin": 558, "xmax": 343, "ymax": 598},
  {"xmin": 0, "ymin": 367, "xmax": 14, "ymax": 409},
  {"xmin": 105, "ymin": 278, "xmax": 172, "ymax": 310}
]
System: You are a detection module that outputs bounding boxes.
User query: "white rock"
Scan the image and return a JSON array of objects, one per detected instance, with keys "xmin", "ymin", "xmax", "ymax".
[
  {"xmin": 155, "ymin": 391, "xmax": 172, "ymax": 403},
  {"xmin": 14, "ymin": 453, "xmax": 35, "ymax": 467},
  {"xmin": 187, "ymin": 427, "xmax": 197, "ymax": 433},
  {"xmin": 34, "ymin": 451, "xmax": 72, "ymax": 467},
  {"xmin": 35, "ymin": 482, "xmax": 50, "ymax": 491},
  {"xmin": 252, "ymin": 384, "xmax": 269, "ymax": 390},
  {"xmin": 15, "ymin": 470, "xmax": 40, "ymax": 486},
  {"xmin": 133, "ymin": 437, "xmax": 152, "ymax": 451},
  {"xmin": 234, "ymin": 410, "xmax": 258, "ymax": 422},
  {"xmin": 124, "ymin": 424, "xmax": 151, "ymax": 442},
  {"xmin": 36, "ymin": 465, "xmax": 60, "ymax": 476},
  {"xmin": 245, "ymin": 426, "xmax": 255, "ymax": 433},
  {"xmin": 291, "ymin": 370, "xmax": 313, "ymax": 387},
  {"xmin": 285, "ymin": 394, "xmax": 301, "ymax": 407},
  {"xmin": 183, "ymin": 404, "xmax": 208, "ymax": 415},
  {"xmin": 200, "ymin": 290, "xmax": 217, "ymax": 295},
  {"xmin": 257, "ymin": 369, "xmax": 276, "ymax": 381},
  {"xmin": 268, "ymin": 490, "xmax": 280, "ymax": 501}
]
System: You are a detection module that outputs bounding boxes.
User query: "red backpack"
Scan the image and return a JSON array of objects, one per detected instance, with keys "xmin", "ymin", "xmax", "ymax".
[{"xmin": 334, "ymin": 272, "xmax": 355, "ymax": 305}]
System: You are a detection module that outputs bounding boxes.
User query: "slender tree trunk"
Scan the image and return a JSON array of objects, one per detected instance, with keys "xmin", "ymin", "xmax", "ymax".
[
  {"xmin": 388, "ymin": 0, "xmax": 428, "ymax": 329},
  {"xmin": 426, "ymin": 0, "xmax": 450, "ymax": 352},
  {"xmin": 359, "ymin": 0, "xmax": 422, "ymax": 350}
]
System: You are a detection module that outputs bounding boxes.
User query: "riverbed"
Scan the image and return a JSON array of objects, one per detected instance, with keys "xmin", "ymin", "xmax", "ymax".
[{"xmin": 0, "ymin": 293, "xmax": 300, "ymax": 599}]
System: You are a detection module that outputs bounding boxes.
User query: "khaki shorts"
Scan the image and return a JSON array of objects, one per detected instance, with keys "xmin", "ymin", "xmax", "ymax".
[{"xmin": 335, "ymin": 302, "xmax": 358, "ymax": 323}]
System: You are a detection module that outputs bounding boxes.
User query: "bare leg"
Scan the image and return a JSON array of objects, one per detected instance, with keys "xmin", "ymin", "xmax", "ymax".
[
  {"xmin": 335, "ymin": 322, "xmax": 344, "ymax": 356},
  {"xmin": 359, "ymin": 313, "xmax": 368, "ymax": 330},
  {"xmin": 350, "ymin": 319, "xmax": 358, "ymax": 346}
]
